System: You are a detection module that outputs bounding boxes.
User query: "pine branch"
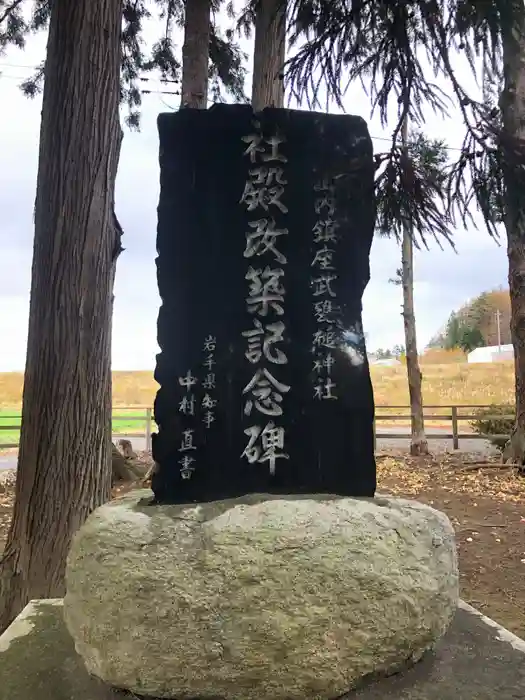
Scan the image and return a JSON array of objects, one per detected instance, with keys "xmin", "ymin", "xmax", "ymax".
[
  {"xmin": 280, "ymin": 0, "xmax": 509, "ymax": 243},
  {"xmin": 2, "ymin": 0, "xmax": 248, "ymax": 127},
  {"xmin": 0, "ymin": 0, "xmax": 24, "ymax": 26}
]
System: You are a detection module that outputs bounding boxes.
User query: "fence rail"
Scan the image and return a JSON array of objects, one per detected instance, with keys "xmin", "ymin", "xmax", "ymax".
[
  {"xmin": 0, "ymin": 407, "xmax": 154, "ymax": 451},
  {"xmin": 0, "ymin": 404, "xmax": 513, "ymax": 452},
  {"xmin": 372, "ymin": 404, "xmax": 512, "ymax": 450}
]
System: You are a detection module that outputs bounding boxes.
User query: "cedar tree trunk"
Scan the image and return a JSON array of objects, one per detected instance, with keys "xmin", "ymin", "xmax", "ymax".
[
  {"xmin": 252, "ymin": 0, "xmax": 286, "ymax": 110},
  {"xmin": 0, "ymin": 0, "xmax": 123, "ymax": 633},
  {"xmin": 181, "ymin": 0, "xmax": 211, "ymax": 108}
]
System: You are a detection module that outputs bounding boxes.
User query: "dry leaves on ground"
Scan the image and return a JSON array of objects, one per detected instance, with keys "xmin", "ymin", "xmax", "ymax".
[
  {"xmin": 377, "ymin": 449, "xmax": 525, "ymax": 638},
  {"xmin": 377, "ymin": 450, "xmax": 525, "ymax": 502}
]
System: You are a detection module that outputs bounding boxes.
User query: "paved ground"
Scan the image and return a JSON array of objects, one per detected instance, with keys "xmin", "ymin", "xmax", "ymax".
[
  {"xmin": 118, "ymin": 428, "xmax": 495, "ymax": 456},
  {"xmin": 121, "ymin": 429, "xmax": 495, "ymax": 456},
  {"xmin": 0, "ymin": 427, "xmax": 496, "ymax": 471},
  {"xmin": 0, "ymin": 456, "xmax": 15, "ymax": 471},
  {"xmin": 376, "ymin": 427, "xmax": 495, "ymax": 455}
]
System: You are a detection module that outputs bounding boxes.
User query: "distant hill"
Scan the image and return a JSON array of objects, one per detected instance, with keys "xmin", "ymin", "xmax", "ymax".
[{"xmin": 429, "ymin": 288, "xmax": 511, "ymax": 351}]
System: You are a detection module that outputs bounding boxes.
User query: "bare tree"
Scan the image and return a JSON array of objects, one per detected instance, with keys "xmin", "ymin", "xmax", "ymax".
[{"xmin": 0, "ymin": 0, "xmax": 123, "ymax": 633}]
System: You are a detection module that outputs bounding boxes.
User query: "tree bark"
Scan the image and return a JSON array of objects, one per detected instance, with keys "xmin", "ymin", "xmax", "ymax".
[
  {"xmin": 252, "ymin": 0, "xmax": 286, "ymax": 110},
  {"xmin": 0, "ymin": 0, "xmax": 123, "ymax": 633},
  {"xmin": 500, "ymin": 2, "xmax": 525, "ymax": 468},
  {"xmin": 181, "ymin": 0, "xmax": 211, "ymax": 108},
  {"xmin": 401, "ymin": 120, "xmax": 428, "ymax": 457}
]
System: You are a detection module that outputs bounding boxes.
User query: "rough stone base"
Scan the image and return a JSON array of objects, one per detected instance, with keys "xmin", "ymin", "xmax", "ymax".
[
  {"xmin": 63, "ymin": 491, "xmax": 459, "ymax": 699},
  {"xmin": 0, "ymin": 599, "xmax": 524, "ymax": 700}
]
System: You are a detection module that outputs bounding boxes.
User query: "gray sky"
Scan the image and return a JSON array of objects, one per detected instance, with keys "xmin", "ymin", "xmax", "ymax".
[{"xmin": 0, "ymin": 28, "xmax": 508, "ymax": 371}]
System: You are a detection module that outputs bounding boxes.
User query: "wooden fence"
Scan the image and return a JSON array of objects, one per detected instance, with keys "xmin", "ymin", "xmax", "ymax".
[
  {"xmin": 0, "ymin": 407, "xmax": 154, "ymax": 451},
  {"xmin": 373, "ymin": 405, "xmax": 513, "ymax": 450},
  {"xmin": 0, "ymin": 405, "xmax": 514, "ymax": 452}
]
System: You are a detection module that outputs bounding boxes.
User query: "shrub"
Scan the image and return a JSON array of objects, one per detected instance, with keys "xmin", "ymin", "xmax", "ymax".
[{"xmin": 469, "ymin": 404, "xmax": 515, "ymax": 450}]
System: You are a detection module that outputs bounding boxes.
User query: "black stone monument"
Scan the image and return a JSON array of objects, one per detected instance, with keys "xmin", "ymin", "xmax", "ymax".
[{"xmin": 152, "ymin": 104, "xmax": 376, "ymax": 503}]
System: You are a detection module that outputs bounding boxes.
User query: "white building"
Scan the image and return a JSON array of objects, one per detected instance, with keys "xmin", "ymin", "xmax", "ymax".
[
  {"xmin": 367, "ymin": 355, "xmax": 401, "ymax": 367},
  {"xmin": 467, "ymin": 344, "xmax": 514, "ymax": 363}
]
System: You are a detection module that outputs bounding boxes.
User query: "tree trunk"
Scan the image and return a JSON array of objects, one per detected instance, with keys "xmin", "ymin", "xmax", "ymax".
[
  {"xmin": 401, "ymin": 121, "xmax": 428, "ymax": 456},
  {"xmin": 181, "ymin": 0, "xmax": 211, "ymax": 108},
  {"xmin": 252, "ymin": 0, "xmax": 286, "ymax": 110},
  {"xmin": 0, "ymin": 0, "xmax": 123, "ymax": 634},
  {"xmin": 401, "ymin": 229, "xmax": 429, "ymax": 456},
  {"xmin": 112, "ymin": 444, "xmax": 130, "ymax": 483},
  {"xmin": 111, "ymin": 443, "xmax": 149, "ymax": 484},
  {"xmin": 500, "ymin": 3, "xmax": 525, "ymax": 468}
]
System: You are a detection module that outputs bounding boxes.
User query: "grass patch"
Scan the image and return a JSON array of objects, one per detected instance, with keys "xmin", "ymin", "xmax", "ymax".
[
  {"xmin": 0, "ymin": 408, "xmax": 154, "ymax": 447},
  {"xmin": 0, "ymin": 410, "xmax": 21, "ymax": 446}
]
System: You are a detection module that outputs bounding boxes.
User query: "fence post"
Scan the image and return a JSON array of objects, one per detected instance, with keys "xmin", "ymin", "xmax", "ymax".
[
  {"xmin": 145, "ymin": 408, "xmax": 152, "ymax": 452},
  {"xmin": 451, "ymin": 406, "xmax": 459, "ymax": 450}
]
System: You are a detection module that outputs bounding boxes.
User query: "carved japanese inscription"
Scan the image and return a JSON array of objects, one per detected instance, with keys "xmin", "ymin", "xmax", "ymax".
[{"xmin": 153, "ymin": 105, "xmax": 376, "ymax": 503}]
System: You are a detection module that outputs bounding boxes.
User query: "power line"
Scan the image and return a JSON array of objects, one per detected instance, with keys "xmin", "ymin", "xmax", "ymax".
[
  {"xmin": 0, "ymin": 72, "xmax": 30, "ymax": 81},
  {"xmin": 0, "ymin": 61, "xmax": 36, "ymax": 69},
  {"xmin": 368, "ymin": 132, "xmax": 463, "ymax": 152},
  {"xmin": 0, "ymin": 61, "xmax": 180, "ymax": 82},
  {"xmin": 140, "ymin": 90, "xmax": 466, "ymax": 151},
  {"xmin": 0, "ymin": 65, "xmax": 466, "ymax": 152}
]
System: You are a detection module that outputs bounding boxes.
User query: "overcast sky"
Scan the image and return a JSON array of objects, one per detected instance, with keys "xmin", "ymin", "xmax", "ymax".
[{"xmin": 0, "ymin": 24, "xmax": 508, "ymax": 371}]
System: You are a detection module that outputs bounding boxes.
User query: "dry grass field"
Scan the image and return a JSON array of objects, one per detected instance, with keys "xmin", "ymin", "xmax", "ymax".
[
  {"xmin": 371, "ymin": 361, "xmax": 515, "ymax": 407},
  {"xmin": 0, "ymin": 361, "xmax": 515, "ymax": 410}
]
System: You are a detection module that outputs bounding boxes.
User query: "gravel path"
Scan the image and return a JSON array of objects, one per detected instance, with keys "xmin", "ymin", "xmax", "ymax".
[
  {"xmin": 0, "ymin": 427, "xmax": 497, "ymax": 471},
  {"xmin": 376, "ymin": 427, "xmax": 497, "ymax": 456}
]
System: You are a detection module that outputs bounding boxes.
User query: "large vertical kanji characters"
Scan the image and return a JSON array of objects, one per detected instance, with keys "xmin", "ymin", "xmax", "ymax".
[
  {"xmin": 240, "ymin": 122, "xmax": 291, "ymax": 477},
  {"xmin": 153, "ymin": 105, "xmax": 376, "ymax": 503}
]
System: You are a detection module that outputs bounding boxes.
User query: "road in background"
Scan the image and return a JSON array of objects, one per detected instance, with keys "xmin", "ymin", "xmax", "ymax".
[{"xmin": 0, "ymin": 427, "xmax": 497, "ymax": 471}]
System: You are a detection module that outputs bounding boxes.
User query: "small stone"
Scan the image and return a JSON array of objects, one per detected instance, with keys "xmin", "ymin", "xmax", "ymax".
[{"xmin": 466, "ymin": 537, "xmax": 473, "ymax": 542}]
